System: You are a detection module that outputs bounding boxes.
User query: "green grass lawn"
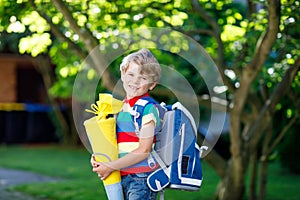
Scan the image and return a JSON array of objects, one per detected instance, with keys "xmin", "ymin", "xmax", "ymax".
[{"xmin": 0, "ymin": 145, "xmax": 300, "ymax": 200}]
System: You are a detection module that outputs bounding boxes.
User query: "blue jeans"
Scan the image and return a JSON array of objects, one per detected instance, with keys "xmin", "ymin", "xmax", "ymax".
[{"xmin": 121, "ymin": 172, "xmax": 157, "ymax": 200}]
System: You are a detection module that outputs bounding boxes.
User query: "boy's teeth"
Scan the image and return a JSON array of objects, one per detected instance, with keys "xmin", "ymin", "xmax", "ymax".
[{"xmin": 130, "ymin": 86, "xmax": 138, "ymax": 90}]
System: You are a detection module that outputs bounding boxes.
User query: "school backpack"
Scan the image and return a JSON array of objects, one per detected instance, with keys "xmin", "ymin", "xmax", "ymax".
[{"xmin": 131, "ymin": 96, "xmax": 207, "ymax": 198}]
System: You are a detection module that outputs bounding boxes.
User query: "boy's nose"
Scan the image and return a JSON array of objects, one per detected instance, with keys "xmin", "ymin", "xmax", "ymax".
[{"xmin": 132, "ymin": 77, "xmax": 140, "ymax": 84}]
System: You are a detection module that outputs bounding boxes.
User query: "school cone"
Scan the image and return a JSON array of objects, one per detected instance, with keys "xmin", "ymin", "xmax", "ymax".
[{"xmin": 84, "ymin": 93, "xmax": 124, "ymax": 200}]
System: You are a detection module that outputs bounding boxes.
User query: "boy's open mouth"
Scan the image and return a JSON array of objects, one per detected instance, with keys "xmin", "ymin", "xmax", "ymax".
[{"xmin": 129, "ymin": 85, "xmax": 139, "ymax": 91}]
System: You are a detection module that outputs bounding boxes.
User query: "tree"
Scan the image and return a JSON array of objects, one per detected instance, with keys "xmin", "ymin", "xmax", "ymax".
[{"xmin": 1, "ymin": 0, "xmax": 299, "ymax": 199}]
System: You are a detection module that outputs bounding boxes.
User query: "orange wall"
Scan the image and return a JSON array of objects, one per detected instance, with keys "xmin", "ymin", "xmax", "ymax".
[{"xmin": 0, "ymin": 61, "xmax": 16, "ymax": 102}]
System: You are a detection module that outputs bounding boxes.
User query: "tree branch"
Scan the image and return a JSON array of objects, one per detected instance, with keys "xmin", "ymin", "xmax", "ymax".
[
  {"xmin": 33, "ymin": 55, "xmax": 70, "ymax": 142},
  {"xmin": 28, "ymin": 0, "xmax": 88, "ymax": 60},
  {"xmin": 230, "ymin": 0, "xmax": 281, "ymax": 157},
  {"xmin": 197, "ymin": 136, "xmax": 227, "ymax": 178},
  {"xmin": 51, "ymin": 0, "xmax": 98, "ymax": 51},
  {"xmin": 190, "ymin": 0, "xmax": 230, "ymax": 92},
  {"xmin": 246, "ymin": 0, "xmax": 280, "ymax": 74},
  {"xmin": 267, "ymin": 111, "xmax": 299, "ymax": 156},
  {"xmin": 239, "ymin": 0, "xmax": 280, "ymax": 104},
  {"xmin": 50, "ymin": 0, "xmax": 120, "ymax": 93},
  {"xmin": 247, "ymin": 56, "xmax": 300, "ymax": 141}
]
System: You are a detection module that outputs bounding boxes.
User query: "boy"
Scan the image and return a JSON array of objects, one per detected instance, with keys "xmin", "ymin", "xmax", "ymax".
[{"xmin": 91, "ymin": 48, "xmax": 161, "ymax": 200}]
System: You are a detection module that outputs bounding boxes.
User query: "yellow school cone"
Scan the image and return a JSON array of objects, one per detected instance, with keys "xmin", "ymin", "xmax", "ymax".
[{"xmin": 84, "ymin": 93, "xmax": 124, "ymax": 199}]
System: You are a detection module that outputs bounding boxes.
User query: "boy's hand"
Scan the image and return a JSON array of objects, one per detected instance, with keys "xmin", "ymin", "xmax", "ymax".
[
  {"xmin": 92, "ymin": 162, "xmax": 114, "ymax": 180},
  {"xmin": 90, "ymin": 154, "xmax": 114, "ymax": 180},
  {"xmin": 90, "ymin": 154, "xmax": 100, "ymax": 168}
]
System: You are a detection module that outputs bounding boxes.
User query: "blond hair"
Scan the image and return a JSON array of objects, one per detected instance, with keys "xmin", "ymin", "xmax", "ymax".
[{"xmin": 120, "ymin": 48, "xmax": 161, "ymax": 82}]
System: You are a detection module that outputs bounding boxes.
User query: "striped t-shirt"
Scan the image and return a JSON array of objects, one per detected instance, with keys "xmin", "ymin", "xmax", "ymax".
[{"xmin": 116, "ymin": 97, "xmax": 160, "ymax": 176}]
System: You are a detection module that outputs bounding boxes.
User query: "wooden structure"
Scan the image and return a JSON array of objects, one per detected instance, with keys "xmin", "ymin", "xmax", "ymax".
[
  {"xmin": 0, "ymin": 54, "xmax": 58, "ymax": 144},
  {"xmin": 0, "ymin": 54, "xmax": 47, "ymax": 103}
]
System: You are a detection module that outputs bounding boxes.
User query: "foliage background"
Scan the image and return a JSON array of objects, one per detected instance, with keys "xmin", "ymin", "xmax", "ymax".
[{"xmin": 0, "ymin": 0, "xmax": 300, "ymax": 199}]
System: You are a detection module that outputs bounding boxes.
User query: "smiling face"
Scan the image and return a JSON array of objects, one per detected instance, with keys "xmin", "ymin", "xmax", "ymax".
[{"xmin": 121, "ymin": 62, "xmax": 156, "ymax": 99}]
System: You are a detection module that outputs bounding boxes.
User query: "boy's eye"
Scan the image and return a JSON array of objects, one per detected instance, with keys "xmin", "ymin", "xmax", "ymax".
[{"xmin": 127, "ymin": 73, "xmax": 134, "ymax": 76}]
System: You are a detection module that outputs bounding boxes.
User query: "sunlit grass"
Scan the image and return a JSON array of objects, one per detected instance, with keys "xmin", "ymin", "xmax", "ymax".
[
  {"xmin": 1, "ymin": 145, "xmax": 300, "ymax": 200},
  {"xmin": 0, "ymin": 145, "xmax": 217, "ymax": 199}
]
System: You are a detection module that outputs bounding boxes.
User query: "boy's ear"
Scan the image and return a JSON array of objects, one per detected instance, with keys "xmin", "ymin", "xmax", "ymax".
[
  {"xmin": 120, "ymin": 71, "xmax": 125, "ymax": 81},
  {"xmin": 149, "ymin": 82, "xmax": 157, "ymax": 91}
]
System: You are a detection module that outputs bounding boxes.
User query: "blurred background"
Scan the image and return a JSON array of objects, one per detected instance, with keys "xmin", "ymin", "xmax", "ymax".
[{"xmin": 0, "ymin": 0, "xmax": 299, "ymax": 200}]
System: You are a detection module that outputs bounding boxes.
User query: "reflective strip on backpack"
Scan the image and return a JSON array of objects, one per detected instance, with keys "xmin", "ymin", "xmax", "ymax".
[
  {"xmin": 180, "ymin": 177, "xmax": 202, "ymax": 186},
  {"xmin": 177, "ymin": 123, "xmax": 185, "ymax": 180}
]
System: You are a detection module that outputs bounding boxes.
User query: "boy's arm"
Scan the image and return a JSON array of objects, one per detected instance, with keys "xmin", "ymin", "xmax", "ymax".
[
  {"xmin": 113, "ymin": 120, "xmax": 155, "ymax": 165},
  {"xmin": 92, "ymin": 120, "xmax": 155, "ymax": 179}
]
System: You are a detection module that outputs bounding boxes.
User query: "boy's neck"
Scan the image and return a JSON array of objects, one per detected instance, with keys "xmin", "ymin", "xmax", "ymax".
[{"xmin": 124, "ymin": 93, "xmax": 149, "ymax": 107}]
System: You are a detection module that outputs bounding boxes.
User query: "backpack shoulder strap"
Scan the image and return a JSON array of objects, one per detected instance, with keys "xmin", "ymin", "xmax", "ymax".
[
  {"xmin": 172, "ymin": 102, "xmax": 198, "ymax": 136},
  {"xmin": 131, "ymin": 96, "xmax": 161, "ymax": 131}
]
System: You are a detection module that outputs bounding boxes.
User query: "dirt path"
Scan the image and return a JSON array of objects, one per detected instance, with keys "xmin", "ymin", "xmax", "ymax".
[{"xmin": 0, "ymin": 167, "xmax": 61, "ymax": 200}]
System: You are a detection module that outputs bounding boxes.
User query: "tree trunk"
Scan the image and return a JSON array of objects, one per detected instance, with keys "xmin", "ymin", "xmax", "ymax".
[
  {"xmin": 218, "ymin": 156, "xmax": 247, "ymax": 200},
  {"xmin": 258, "ymin": 157, "xmax": 268, "ymax": 200},
  {"xmin": 258, "ymin": 112, "xmax": 299, "ymax": 200},
  {"xmin": 33, "ymin": 55, "xmax": 70, "ymax": 143},
  {"xmin": 258, "ymin": 123, "xmax": 272, "ymax": 200},
  {"xmin": 249, "ymin": 149, "xmax": 258, "ymax": 200}
]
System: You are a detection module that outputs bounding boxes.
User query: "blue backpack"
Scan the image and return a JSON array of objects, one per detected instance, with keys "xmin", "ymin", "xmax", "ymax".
[{"xmin": 131, "ymin": 97, "xmax": 206, "ymax": 198}]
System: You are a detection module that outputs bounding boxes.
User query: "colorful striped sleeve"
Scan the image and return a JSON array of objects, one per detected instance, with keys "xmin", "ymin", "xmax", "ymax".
[{"xmin": 141, "ymin": 103, "xmax": 160, "ymax": 128}]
